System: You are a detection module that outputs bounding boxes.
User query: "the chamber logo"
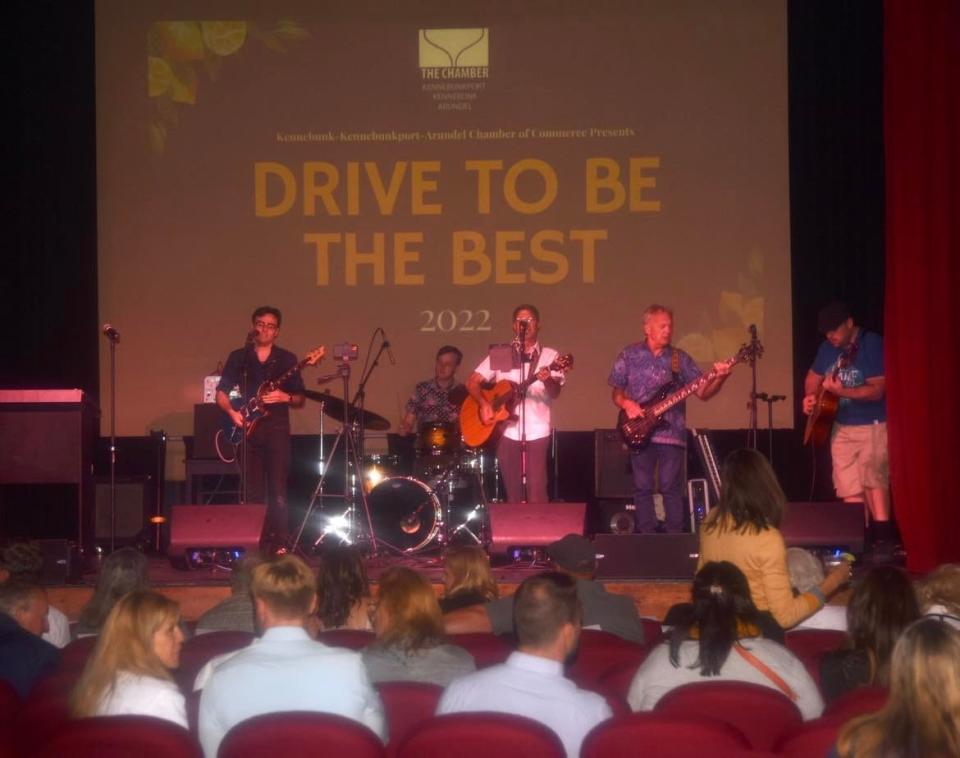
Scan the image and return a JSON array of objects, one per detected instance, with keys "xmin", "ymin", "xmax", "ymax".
[{"xmin": 419, "ymin": 28, "xmax": 489, "ymax": 80}]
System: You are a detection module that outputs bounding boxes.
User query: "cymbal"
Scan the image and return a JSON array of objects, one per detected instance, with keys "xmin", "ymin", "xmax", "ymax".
[{"xmin": 302, "ymin": 390, "xmax": 391, "ymax": 431}]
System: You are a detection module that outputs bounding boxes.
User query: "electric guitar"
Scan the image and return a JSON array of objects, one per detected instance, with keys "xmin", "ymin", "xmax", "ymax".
[
  {"xmin": 460, "ymin": 353, "xmax": 574, "ymax": 448},
  {"xmin": 803, "ymin": 339, "xmax": 859, "ymax": 446},
  {"xmin": 617, "ymin": 343, "xmax": 761, "ymax": 449},
  {"xmin": 216, "ymin": 346, "xmax": 325, "ymax": 462}
]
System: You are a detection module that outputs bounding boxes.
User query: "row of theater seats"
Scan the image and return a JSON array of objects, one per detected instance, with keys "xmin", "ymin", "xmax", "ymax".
[{"xmin": 1, "ymin": 626, "xmax": 886, "ymax": 757}]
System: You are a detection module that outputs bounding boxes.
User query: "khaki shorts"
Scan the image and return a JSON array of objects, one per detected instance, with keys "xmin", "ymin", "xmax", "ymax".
[{"xmin": 831, "ymin": 421, "xmax": 889, "ymax": 497}]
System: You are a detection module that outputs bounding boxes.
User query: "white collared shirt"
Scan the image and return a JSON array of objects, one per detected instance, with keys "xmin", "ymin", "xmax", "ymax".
[
  {"xmin": 473, "ymin": 344, "xmax": 565, "ymax": 441},
  {"xmin": 437, "ymin": 651, "xmax": 611, "ymax": 758},
  {"xmin": 96, "ymin": 670, "xmax": 188, "ymax": 728},
  {"xmin": 198, "ymin": 626, "xmax": 386, "ymax": 757}
]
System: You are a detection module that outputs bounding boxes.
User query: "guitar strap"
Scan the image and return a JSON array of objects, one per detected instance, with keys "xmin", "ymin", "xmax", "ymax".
[{"xmin": 671, "ymin": 348, "xmax": 680, "ymax": 383}]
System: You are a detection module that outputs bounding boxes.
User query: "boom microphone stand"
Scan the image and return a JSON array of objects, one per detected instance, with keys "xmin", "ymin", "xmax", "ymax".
[
  {"xmin": 102, "ymin": 324, "xmax": 120, "ymax": 553},
  {"xmin": 746, "ymin": 324, "xmax": 761, "ymax": 449},
  {"xmin": 516, "ymin": 320, "xmax": 530, "ymax": 503}
]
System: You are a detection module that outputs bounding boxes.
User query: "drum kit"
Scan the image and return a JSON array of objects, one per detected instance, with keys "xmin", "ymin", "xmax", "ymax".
[{"xmin": 291, "ymin": 387, "xmax": 493, "ymax": 557}]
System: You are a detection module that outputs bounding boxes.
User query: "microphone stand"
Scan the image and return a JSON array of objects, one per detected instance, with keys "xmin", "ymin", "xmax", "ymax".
[
  {"xmin": 747, "ymin": 324, "xmax": 760, "ymax": 449},
  {"xmin": 106, "ymin": 331, "xmax": 119, "ymax": 553},
  {"xmin": 517, "ymin": 322, "xmax": 529, "ymax": 503},
  {"xmin": 239, "ymin": 335, "xmax": 254, "ymax": 505},
  {"xmin": 753, "ymin": 392, "xmax": 786, "ymax": 466}
]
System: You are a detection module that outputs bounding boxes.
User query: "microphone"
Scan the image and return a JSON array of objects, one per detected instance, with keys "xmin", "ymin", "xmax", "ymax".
[
  {"xmin": 245, "ymin": 329, "xmax": 256, "ymax": 347},
  {"xmin": 381, "ymin": 330, "xmax": 396, "ymax": 365},
  {"xmin": 749, "ymin": 324, "xmax": 758, "ymax": 339},
  {"xmin": 102, "ymin": 324, "xmax": 120, "ymax": 343}
]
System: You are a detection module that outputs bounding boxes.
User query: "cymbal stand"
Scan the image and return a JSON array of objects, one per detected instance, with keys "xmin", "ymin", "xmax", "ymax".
[{"xmin": 291, "ymin": 359, "xmax": 379, "ymax": 556}]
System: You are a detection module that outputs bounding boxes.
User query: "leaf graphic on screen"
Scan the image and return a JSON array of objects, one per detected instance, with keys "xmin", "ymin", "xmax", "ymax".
[{"xmin": 146, "ymin": 19, "xmax": 309, "ymax": 155}]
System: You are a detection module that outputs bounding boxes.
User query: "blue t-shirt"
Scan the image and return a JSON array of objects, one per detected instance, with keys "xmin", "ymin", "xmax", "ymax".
[
  {"xmin": 607, "ymin": 342, "xmax": 702, "ymax": 446},
  {"xmin": 811, "ymin": 330, "xmax": 886, "ymax": 425}
]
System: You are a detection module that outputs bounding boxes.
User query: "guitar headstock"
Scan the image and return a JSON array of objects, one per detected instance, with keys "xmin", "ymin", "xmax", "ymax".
[
  {"xmin": 553, "ymin": 353, "xmax": 574, "ymax": 372},
  {"xmin": 304, "ymin": 346, "xmax": 325, "ymax": 366}
]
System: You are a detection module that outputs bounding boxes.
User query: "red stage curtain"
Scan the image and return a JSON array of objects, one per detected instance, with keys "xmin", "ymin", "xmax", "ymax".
[{"xmin": 884, "ymin": 0, "xmax": 960, "ymax": 571}]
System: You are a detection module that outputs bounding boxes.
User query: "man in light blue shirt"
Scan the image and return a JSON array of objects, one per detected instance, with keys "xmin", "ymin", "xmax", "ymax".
[
  {"xmin": 437, "ymin": 572, "xmax": 612, "ymax": 757},
  {"xmin": 198, "ymin": 555, "xmax": 385, "ymax": 757}
]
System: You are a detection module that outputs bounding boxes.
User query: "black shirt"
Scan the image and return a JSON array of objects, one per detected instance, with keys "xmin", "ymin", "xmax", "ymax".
[{"xmin": 217, "ymin": 344, "xmax": 305, "ymax": 427}]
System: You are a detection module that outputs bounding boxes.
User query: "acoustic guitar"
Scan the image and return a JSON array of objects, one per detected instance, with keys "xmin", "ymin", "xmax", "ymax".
[
  {"xmin": 617, "ymin": 343, "xmax": 760, "ymax": 449},
  {"xmin": 460, "ymin": 353, "xmax": 574, "ymax": 448},
  {"xmin": 803, "ymin": 340, "xmax": 859, "ymax": 446}
]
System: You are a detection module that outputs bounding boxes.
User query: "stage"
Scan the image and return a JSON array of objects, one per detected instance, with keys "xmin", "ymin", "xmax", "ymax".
[{"xmin": 43, "ymin": 553, "xmax": 852, "ymax": 625}]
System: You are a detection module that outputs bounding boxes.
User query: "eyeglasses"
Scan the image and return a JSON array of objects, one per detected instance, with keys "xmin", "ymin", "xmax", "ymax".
[{"xmin": 254, "ymin": 321, "xmax": 279, "ymax": 331}]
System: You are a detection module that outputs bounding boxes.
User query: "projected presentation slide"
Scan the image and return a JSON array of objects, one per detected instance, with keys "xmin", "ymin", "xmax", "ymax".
[{"xmin": 96, "ymin": 0, "xmax": 791, "ymax": 436}]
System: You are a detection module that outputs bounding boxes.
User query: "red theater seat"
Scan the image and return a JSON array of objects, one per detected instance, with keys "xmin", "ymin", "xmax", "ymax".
[
  {"xmin": 446, "ymin": 632, "xmax": 513, "ymax": 668},
  {"xmin": 653, "ymin": 681, "xmax": 803, "ymax": 750},
  {"xmin": 775, "ymin": 717, "xmax": 846, "ymax": 757},
  {"xmin": 596, "ymin": 660, "xmax": 643, "ymax": 702},
  {"xmin": 318, "ymin": 628, "xmax": 377, "ymax": 650},
  {"xmin": 376, "ymin": 681, "xmax": 443, "ymax": 756},
  {"xmin": 582, "ymin": 712, "xmax": 752, "ymax": 758},
  {"xmin": 395, "ymin": 713, "xmax": 565, "ymax": 758},
  {"xmin": 217, "ymin": 711, "xmax": 385, "ymax": 758},
  {"xmin": 823, "ymin": 686, "xmax": 888, "ymax": 722},
  {"xmin": 58, "ymin": 636, "xmax": 98, "ymax": 672},
  {"xmin": 566, "ymin": 629, "xmax": 650, "ymax": 691},
  {"xmin": 784, "ymin": 628, "xmax": 847, "ymax": 686},
  {"xmin": 32, "ymin": 715, "xmax": 201, "ymax": 758},
  {"xmin": 174, "ymin": 630, "xmax": 254, "ymax": 692}
]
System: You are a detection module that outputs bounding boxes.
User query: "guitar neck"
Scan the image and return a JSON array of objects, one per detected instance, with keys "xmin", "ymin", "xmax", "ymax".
[
  {"xmin": 649, "ymin": 359, "xmax": 736, "ymax": 417},
  {"xmin": 264, "ymin": 357, "xmax": 309, "ymax": 393}
]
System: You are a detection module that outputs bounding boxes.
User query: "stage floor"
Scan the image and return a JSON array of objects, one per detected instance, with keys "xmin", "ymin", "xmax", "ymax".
[{"xmin": 44, "ymin": 553, "xmax": 852, "ymax": 624}]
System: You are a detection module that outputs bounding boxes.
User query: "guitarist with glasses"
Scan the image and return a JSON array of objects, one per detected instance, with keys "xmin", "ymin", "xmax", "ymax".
[
  {"xmin": 609, "ymin": 304, "xmax": 732, "ymax": 534},
  {"xmin": 464, "ymin": 304, "xmax": 565, "ymax": 504},
  {"xmin": 802, "ymin": 301, "xmax": 891, "ymax": 562},
  {"xmin": 216, "ymin": 306, "xmax": 307, "ymax": 550}
]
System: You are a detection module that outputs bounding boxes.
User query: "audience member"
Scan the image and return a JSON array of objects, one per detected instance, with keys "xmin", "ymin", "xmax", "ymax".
[
  {"xmin": 820, "ymin": 565, "xmax": 920, "ymax": 703},
  {"xmin": 195, "ymin": 556, "xmax": 261, "ymax": 634},
  {"xmin": 698, "ymin": 448, "xmax": 850, "ymax": 640},
  {"xmin": 915, "ymin": 563, "xmax": 960, "ymax": 629},
  {"xmin": 439, "ymin": 546, "xmax": 499, "ymax": 613},
  {"xmin": 0, "ymin": 541, "xmax": 71, "ymax": 648},
  {"xmin": 835, "ymin": 618, "xmax": 960, "ymax": 758},
  {"xmin": 445, "ymin": 534, "xmax": 645, "ymax": 643},
  {"xmin": 0, "ymin": 580, "xmax": 60, "ymax": 697},
  {"xmin": 786, "ymin": 547, "xmax": 848, "ymax": 631},
  {"xmin": 71, "ymin": 590, "xmax": 187, "ymax": 727},
  {"xmin": 75, "ymin": 547, "xmax": 150, "ymax": 637},
  {"xmin": 629, "ymin": 561, "xmax": 823, "ymax": 720},
  {"xmin": 198, "ymin": 554, "xmax": 385, "ymax": 757},
  {"xmin": 438, "ymin": 572, "xmax": 612, "ymax": 758},
  {"xmin": 362, "ymin": 567, "xmax": 474, "ymax": 686},
  {"xmin": 314, "ymin": 545, "xmax": 373, "ymax": 632}
]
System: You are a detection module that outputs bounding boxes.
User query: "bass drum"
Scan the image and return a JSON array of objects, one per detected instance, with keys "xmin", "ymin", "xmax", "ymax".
[{"xmin": 368, "ymin": 476, "xmax": 441, "ymax": 553}]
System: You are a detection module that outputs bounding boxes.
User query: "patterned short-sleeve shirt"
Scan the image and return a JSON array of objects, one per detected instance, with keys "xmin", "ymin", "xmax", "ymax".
[
  {"xmin": 404, "ymin": 379, "xmax": 464, "ymax": 425},
  {"xmin": 607, "ymin": 342, "xmax": 702, "ymax": 446}
]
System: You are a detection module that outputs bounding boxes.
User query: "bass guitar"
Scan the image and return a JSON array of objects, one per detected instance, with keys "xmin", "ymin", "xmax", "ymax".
[
  {"xmin": 803, "ymin": 339, "xmax": 859, "ymax": 446},
  {"xmin": 460, "ymin": 353, "xmax": 574, "ymax": 448},
  {"xmin": 215, "ymin": 346, "xmax": 325, "ymax": 462},
  {"xmin": 617, "ymin": 343, "xmax": 760, "ymax": 449}
]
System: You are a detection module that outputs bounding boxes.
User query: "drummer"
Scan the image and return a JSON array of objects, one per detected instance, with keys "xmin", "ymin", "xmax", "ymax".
[{"xmin": 398, "ymin": 345, "xmax": 468, "ymax": 437}]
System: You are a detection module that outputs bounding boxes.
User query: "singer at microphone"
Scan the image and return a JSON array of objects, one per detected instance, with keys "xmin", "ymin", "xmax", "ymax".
[{"xmin": 102, "ymin": 323, "xmax": 120, "ymax": 342}]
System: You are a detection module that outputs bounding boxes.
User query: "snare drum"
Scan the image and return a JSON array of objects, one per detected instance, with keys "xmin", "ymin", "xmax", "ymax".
[{"xmin": 368, "ymin": 476, "xmax": 442, "ymax": 553}]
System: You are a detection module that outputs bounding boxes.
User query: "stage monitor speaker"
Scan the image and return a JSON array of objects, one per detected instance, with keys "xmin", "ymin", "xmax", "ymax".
[
  {"xmin": 35, "ymin": 538, "xmax": 81, "ymax": 584},
  {"xmin": 594, "ymin": 533, "xmax": 700, "ymax": 580},
  {"xmin": 168, "ymin": 504, "xmax": 266, "ymax": 568},
  {"xmin": 594, "ymin": 429, "xmax": 634, "ymax": 499},
  {"xmin": 782, "ymin": 501, "xmax": 864, "ymax": 554},
  {"xmin": 487, "ymin": 502, "xmax": 586, "ymax": 555},
  {"xmin": 94, "ymin": 478, "xmax": 150, "ymax": 543},
  {"xmin": 192, "ymin": 404, "xmax": 224, "ymax": 460}
]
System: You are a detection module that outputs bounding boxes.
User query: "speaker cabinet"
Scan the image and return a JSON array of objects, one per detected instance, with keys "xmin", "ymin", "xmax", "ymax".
[
  {"xmin": 594, "ymin": 429, "xmax": 634, "ymax": 498},
  {"xmin": 594, "ymin": 533, "xmax": 700, "ymax": 579},
  {"xmin": 95, "ymin": 478, "xmax": 150, "ymax": 543},
  {"xmin": 192, "ymin": 404, "xmax": 224, "ymax": 460},
  {"xmin": 168, "ymin": 504, "xmax": 266, "ymax": 559},
  {"xmin": 487, "ymin": 502, "xmax": 586, "ymax": 555}
]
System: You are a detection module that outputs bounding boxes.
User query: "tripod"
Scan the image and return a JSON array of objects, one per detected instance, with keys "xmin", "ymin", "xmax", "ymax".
[{"xmin": 290, "ymin": 360, "xmax": 379, "ymax": 555}]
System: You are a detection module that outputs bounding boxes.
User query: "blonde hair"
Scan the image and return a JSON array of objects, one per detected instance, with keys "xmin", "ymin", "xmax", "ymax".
[
  {"xmin": 251, "ymin": 554, "xmax": 316, "ymax": 618},
  {"xmin": 916, "ymin": 563, "xmax": 960, "ymax": 617},
  {"xmin": 836, "ymin": 618, "xmax": 960, "ymax": 758},
  {"xmin": 443, "ymin": 546, "xmax": 499, "ymax": 602},
  {"xmin": 70, "ymin": 590, "xmax": 180, "ymax": 717},
  {"xmin": 375, "ymin": 567, "xmax": 444, "ymax": 652}
]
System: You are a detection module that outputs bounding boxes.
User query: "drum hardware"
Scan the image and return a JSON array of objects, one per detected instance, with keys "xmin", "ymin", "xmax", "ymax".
[{"xmin": 291, "ymin": 339, "xmax": 394, "ymax": 557}]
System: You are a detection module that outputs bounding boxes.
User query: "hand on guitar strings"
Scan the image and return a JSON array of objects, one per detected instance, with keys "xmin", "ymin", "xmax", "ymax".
[{"xmin": 621, "ymin": 398, "xmax": 646, "ymax": 420}]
